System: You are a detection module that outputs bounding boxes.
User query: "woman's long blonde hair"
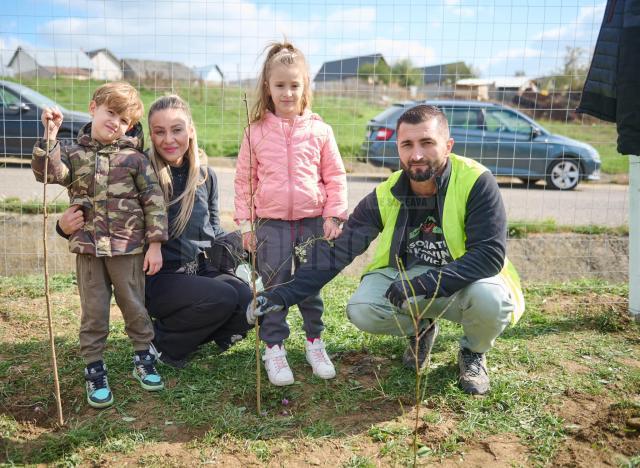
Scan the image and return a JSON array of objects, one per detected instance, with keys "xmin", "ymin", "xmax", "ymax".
[
  {"xmin": 147, "ymin": 95, "xmax": 207, "ymax": 238},
  {"xmin": 251, "ymin": 41, "xmax": 312, "ymax": 123}
]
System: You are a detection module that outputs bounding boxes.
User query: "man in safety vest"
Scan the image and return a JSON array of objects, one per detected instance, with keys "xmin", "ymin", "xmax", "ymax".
[{"xmin": 247, "ymin": 104, "xmax": 525, "ymax": 395}]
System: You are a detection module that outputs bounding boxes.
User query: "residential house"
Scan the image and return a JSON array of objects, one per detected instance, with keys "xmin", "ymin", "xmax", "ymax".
[
  {"xmin": 86, "ymin": 48, "xmax": 123, "ymax": 81},
  {"xmin": 121, "ymin": 58, "xmax": 198, "ymax": 83},
  {"xmin": 314, "ymin": 53, "xmax": 387, "ymax": 90},
  {"xmin": 416, "ymin": 61, "xmax": 469, "ymax": 96},
  {"xmin": 7, "ymin": 46, "xmax": 92, "ymax": 79}
]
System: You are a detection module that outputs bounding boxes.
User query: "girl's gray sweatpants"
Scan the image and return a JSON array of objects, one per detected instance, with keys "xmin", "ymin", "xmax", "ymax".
[{"xmin": 256, "ymin": 217, "xmax": 325, "ymax": 345}]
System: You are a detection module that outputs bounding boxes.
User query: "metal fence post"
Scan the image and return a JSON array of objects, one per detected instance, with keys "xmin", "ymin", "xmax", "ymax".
[{"xmin": 630, "ymin": 154, "xmax": 640, "ymax": 323}]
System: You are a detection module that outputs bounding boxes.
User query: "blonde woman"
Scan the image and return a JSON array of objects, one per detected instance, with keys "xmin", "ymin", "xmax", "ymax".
[{"xmin": 59, "ymin": 95, "xmax": 252, "ymax": 369}]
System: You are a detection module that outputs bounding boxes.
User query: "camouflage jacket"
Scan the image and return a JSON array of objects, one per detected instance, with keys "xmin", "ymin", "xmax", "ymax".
[{"xmin": 32, "ymin": 122, "xmax": 168, "ymax": 257}]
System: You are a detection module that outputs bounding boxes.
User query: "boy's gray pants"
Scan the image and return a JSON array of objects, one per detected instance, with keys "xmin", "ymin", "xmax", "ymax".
[
  {"xmin": 77, "ymin": 253, "xmax": 154, "ymax": 364},
  {"xmin": 346, "ymin": 266, "xmax": 515, "ymax": 353},
  {"xmin": 256, "ymin": 217, "xmax": 325, "ymax": 345}
]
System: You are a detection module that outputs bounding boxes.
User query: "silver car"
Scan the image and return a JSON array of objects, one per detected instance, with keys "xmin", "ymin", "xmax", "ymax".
[{"xmin": 360, "ymin": 100, "xmax": 601, "ymax": 190}]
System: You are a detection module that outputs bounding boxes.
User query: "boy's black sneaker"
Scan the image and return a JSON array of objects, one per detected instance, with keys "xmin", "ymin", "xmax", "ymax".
[
  {"xmin": 84, "ymin": 360, "xmax": 114, "ymax": 409},
  {"xmin": 402, "ymin": 320, "xmax": 439, "ymax": 371},
  {"xmin": 132, "ymin": 349, "xmax": 165, "ymax": 391}
]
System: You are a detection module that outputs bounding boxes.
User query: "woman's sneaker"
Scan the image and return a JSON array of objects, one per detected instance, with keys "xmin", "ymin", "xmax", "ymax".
[
  {"xmin": 263, "ymin": 344, "xmax": 294, "ymax": 386},
  {"xmin": 132, "ymin": 349, "xmax": 165, "ymax": 391},
  {"xmin": 305, "ymin": 338, "xmax": 336, "ymax": 379},
  {"xmin": 84, "ymin": 360, "xmax": 114, "ymax": 409},
  {"xmin": 149, "ymin": 341, "xmax": 188, "ymax": 369}
]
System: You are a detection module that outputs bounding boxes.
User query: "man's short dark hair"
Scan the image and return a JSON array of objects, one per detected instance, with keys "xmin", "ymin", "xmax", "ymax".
[{"xmin": 396, "ymin": 104, "xmax": 450, "ymax": 137}]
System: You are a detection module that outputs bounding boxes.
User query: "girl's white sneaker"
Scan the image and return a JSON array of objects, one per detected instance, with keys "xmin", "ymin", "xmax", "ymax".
[
  {"xmin": 305, "ymin": 338, "xmax": 336, "ymax": 379},
  {"xmin": 263, "ymin": 344, "xmax": 294, "ymax": 386}
]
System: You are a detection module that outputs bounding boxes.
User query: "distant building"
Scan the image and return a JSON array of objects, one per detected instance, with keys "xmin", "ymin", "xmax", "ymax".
[
  {"xmin": 7, "ymin": 46, "xmax": 93, "ymax": 79},
  {"xmin": 86, "ymin": 48, "xmax": 123, "ymax": 81},
  {"xmin": 121, "ymin": 58, "xmax": 198, "ymax": 82},
  {"xmin": 455, "ymin": 76, "xmax": 538, "ymax": 101},
  {"xmin": 314, "ymin": 53, "xmax": 388, "ymax": 89},
  {"xmin": 454, "ymin": 78, "xmax": 494, "ymax": 100},
  {"xmin": 227, "ymin": 77, "xmax": 259, "ymax": 89},
  {"xmin": 418, "ymin": 61, "xmax": 468, "ymax": 86},
  {"xmin": 0, "ymin": 57, "xmax": 14, "ymax": 78}
]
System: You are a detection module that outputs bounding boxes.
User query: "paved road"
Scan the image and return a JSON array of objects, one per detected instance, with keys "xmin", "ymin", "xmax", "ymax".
[{"xmin": 0, "ymin": 166, "xmax": 629, "ymax": 227}]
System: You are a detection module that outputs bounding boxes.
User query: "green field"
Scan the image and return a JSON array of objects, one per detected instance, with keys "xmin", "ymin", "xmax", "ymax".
[
  {"xmin": 10, "ymin": 78, "xmax": 384, "ymax": 161},
  {"xmin": 9, "ymin": 78, "xmax": 628, "ymax": 174}
]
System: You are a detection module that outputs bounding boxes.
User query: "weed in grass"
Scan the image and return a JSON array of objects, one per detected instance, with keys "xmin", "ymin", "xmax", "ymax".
[
  {"xmin": 368, "ymin": 424, "xmax": 412, "ymax": 443},
  {"xmin": 101, "ymin": 432, "xmax": 145, "ymax": 453},
  {"xmin": 625, "ymin": 455, "xmax": 640, "ymax": 468},
  {"xmin": 248, "ymin": 440, "xmax": 271, "ymax": 462},
  {"xmin": 421, "ymin": 410, "xmax": 442, "ymax": 425},
  {"xmin": 342, "ymin": 454, "xmax": 376, "ymax": 468},
  {"xmin": 137, "ymin": 454, "xmax": 166, "ymax": 465},
  {"xmin": 302, "ymin": 419, "xmax": 337, "ymax": 438}
]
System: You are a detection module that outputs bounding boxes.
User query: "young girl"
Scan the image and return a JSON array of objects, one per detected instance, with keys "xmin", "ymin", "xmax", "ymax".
[{"xmin": 234, "ymin": 41, "xmax": 348, "ymax": 386}]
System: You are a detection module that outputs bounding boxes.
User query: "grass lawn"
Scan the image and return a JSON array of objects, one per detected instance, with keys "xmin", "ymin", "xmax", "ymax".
[{"xmin": 1, "ymin": 273, "xmax": 638, "ymax": 466}]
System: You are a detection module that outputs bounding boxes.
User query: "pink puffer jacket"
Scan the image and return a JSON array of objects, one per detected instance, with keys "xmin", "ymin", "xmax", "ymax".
[{"xmin": 234, "ymin": 110, "xmax": 348, "ymax": 227}]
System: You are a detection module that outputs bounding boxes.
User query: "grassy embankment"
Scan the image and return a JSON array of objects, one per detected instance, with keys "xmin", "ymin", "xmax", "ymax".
[{"xmin": 11, "ymin": 78, "xmax": 627, "ymax": 174}]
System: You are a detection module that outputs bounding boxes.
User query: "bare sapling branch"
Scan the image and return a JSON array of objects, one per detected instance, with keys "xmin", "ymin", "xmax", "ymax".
[
  {"xmin": 42, "ymin": 122, "xmax": 64, "ymax": 426},
  {"xmin": 393, "ymin": 256, "xmax": 451, "ymax": 466},
  {"xmin": 242, "ymin": 93, "xmax": 262, "ymax": 416}
]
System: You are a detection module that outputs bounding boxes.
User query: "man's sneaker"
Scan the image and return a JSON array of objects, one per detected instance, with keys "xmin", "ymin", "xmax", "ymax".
[
  {"xmin": 305, "ymin": 338, "xmax": 336, "ymax": 379},
  {"xmin": 402, "ymin": 320, "xmax": 440, "ymax": 371},
  {"xmin": 263, "ymin": 344, "xmax": 294, "ymax": 386},
  {"xmin": 458, "ymin": 347, "xmax": 490, "ymax": 395},
  {"xmin": 132, "ymin": 349, "xmax": 165, "ymax": 391},
  {"xmin": 149, "ymin": 341, "xmax": 188, "ymax": 370},
  {"xmin": 84, "ymin": 361, "xmax": 114, "ymax": 409}
]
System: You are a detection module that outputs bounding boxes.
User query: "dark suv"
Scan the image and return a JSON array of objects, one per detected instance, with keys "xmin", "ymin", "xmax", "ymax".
[
  {"xmin": 1, "ymin": 80, "xmax": 91, "ymax": 164},
  {"xmin": 360, "ymin": 100, "xmax": 601, "ymax": 190}
]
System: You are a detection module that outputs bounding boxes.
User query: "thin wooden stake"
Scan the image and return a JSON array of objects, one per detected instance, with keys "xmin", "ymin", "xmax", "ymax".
[
  {"xmin": 242, "ymin": 93, "xmax": 261, "ymax": 415},
  {"xmin": 43, "ymin": 126, "xmax": 64, "ymax": 426}
]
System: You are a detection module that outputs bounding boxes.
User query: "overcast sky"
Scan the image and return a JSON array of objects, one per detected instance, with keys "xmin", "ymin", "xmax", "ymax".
[{"xmin": 1, "ymin": 0, "xmax": 605, "ymax": 81}]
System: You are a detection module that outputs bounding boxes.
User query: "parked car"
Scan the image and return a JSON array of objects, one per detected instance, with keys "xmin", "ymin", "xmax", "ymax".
[
  {"xmin": 359, "ymin": 100, "xmax": 601, "ymax": 190},
  {"xmin": 1, "ymin": 80, "xmax": 91, "ymax": 164}
]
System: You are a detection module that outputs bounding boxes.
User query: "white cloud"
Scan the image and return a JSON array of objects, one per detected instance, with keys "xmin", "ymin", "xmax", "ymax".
[
  {"xmin": 36, "ymin": 1, "xmax": 379, "ymax": 81},
  {"xmin": 532, "ymin": 3, "xmax": 606, "ymax": 41},
  {"xmin": 477, "ymin": 47, "xmax": 542, "ymax": 72},
  {"xmin": 332, "ymin": 39, "xmax": 436, "ymax": 66},
  {"xmin": 445, "ymin": 0, "xmax": 476, "ymax": 18}
]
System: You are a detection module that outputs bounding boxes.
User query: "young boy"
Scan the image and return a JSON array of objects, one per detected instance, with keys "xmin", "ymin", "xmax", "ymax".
[{"xmin": 31, "ymin": 82, "xmax": 168, "ymax": 409}]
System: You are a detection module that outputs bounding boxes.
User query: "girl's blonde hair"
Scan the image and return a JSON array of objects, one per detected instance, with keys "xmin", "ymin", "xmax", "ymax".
[
  {"xmin": 251, "ymin": 41, "xmax": 312, "ymax": 122},
  {"xmin": 147, "ymin": 95, "xmax": 207, "ymax": 238}
]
